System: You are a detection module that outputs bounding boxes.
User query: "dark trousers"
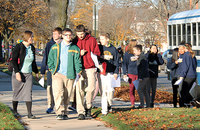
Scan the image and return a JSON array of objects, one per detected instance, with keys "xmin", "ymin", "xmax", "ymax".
[
  {"xmin": 171, "ymin": 77, "xmax": 179, "ymax": 107},
  {"xmin": 180, "ymin": 78, "xmax": 196, "ymax": 107}
]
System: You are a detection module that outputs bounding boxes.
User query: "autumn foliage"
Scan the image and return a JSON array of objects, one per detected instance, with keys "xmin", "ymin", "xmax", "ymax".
[
  {"xmin": 0, "ymin": 0, "xmax": 49, "ymax": 61},
  {"xmin": 114, "ymin": 86, "xmax": 175, "ymax": 103}
]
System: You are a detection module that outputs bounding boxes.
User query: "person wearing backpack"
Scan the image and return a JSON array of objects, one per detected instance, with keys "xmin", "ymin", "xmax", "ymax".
[{"xmin": 12, "ymin": 31, "xmax": 39, "ymax": 119}]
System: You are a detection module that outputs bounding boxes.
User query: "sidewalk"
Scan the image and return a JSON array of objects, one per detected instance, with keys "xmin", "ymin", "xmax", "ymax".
[{"xmin": 0, "ymin": 71, "xmax": 173, "ymax": 130}]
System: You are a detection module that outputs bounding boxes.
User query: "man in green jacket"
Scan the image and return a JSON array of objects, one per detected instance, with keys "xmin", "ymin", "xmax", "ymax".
[{"xmin": 48, "ymin": 28, "xmax": 82, "ymax": 120}]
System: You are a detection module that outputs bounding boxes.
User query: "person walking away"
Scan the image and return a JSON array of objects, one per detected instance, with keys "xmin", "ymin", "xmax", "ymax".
[
  {"xmin": 72, "ymin": 25, "xmax": 100, "ymax": 120},
  {"xmin": 167, "ymin": 48, "xmax": 180, "ymax": 107},
  {"xmin": 40, "ymin": 27, "xmax": 62, "ymax": 114},
  {"xmin": 99, "ymin": 33, "xmax": 119, "ymax": 116},
  {"xmin": 12, "ymin": 31, "xmax": 39, "ymax": 119},
  {"xmin": 122, "ymin": 39, "xmax": 138, "ymax": 108},
  {"xmin": 133, "ymin": 45, "xmax": 150, "ymax": 108},
  {"xmin": 146, "ymin": 45, "xmax": 164, "ymax": 107},
  {"xmin": 48, "ymin": 28, "xmax": 82, "ymax": 120},
  {"xmin": 178, "ymin": 43, "xmax": 197, "ymax": 107}
]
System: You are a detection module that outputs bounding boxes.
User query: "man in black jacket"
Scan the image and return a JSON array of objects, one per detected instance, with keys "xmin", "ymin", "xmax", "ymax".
[{"xmin": 40, "ymin": 27, "xmax": 62, "ymax": 114}]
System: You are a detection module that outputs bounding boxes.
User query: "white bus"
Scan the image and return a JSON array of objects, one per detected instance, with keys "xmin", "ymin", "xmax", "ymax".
[{"xmin": 167, "ymin": 9, "xmax": 200, "ymax": 84}]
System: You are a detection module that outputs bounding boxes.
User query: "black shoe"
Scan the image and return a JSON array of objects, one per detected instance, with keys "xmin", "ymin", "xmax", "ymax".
[
  {"xmin": 150, "ymin": 103, "xmax": 154, "ymax": 108},
  {"xmin": 28, "ymin": 114, "xmax": 36, "ymax": 119},
  {"xmin": 77, "ymin": 114, "xmax": 85, "ymax": 120},
  {"xmin": 108, "ymin": 106, "xmax": 112, "ymax": 113},
  {"xmin": 137, "ymin": 105, "xmax": 144, "ymax": 109},
  {"xmin": 14, "ymin": 112, "xmax": 20, "ymax": 118},
  {"xmin": 63, "ymin": 115, "xmax": 68, "ymax": 120},
  {"xmin": 56, "ymin": 114, "xmax": 63, "ymax": 120},
  {"xmin": 85, "ymin": 108, "xmax": 91, "ymax": 117}
]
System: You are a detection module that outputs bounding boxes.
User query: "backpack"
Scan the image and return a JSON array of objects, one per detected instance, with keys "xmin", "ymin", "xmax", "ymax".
[{"xmin": 7, "ymin": 43, "xmax": 22, "ymax": 72}]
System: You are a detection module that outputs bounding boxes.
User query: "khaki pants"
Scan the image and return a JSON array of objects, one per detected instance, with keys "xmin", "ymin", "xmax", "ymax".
[
  {"xmin": 52, "ymin": 72, "xmax": 74, "ymax": 115},
  {"xmin": 47, "ymin": 71, "xmax": 54, "ymax": 109},
  {"xmin": 76, "ymin": 68, "xmax": 96, "ymax": 115}
]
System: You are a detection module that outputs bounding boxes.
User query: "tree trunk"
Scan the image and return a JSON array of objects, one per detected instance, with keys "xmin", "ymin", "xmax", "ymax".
[
  {"xmin": 0, "ymin": 34, "xmax": 3, "ymax": 62},
  {"xmin": 47, "ymin": 0, "xmax": 69, "ymax": 29},
  {"xmin": 4, "ymin": 37, "xmax": 9, "ymax": 64}
]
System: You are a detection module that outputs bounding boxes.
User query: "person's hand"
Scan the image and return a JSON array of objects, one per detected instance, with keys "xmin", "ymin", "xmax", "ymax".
[
  {"xmin": 15, "ymin": 72, "xmax": 21, "ymax": 81},
  {"xmin": 179, "ymin": 77, "xmax": 184, "ymax": 80},
  {"xmin": 35, "ymin": 73, "xmax": 39, "ymax": 82},
  {"xmin": 78, "ymin": 73, "xmax": 81, "ymax": 78},
  {"xmin": 81, "ymin": 49, "xmax": 87, "ymax": 56},
  {"xmin": 123, "ymin": 75, "xmax": 127, "ymax": 79},
  {"xmin": 113, "ymin": 73, "xmax": 118, "ymax": 80},
  {"xmin": 139, "ymin": 79, "xmax": 143, "ymax": 82},
  {"xmin": 41, "ymin": 74, "xmax": 44, "ymax": 77},
  {"xmin": 175, "ymin": 60, "xmax": 178, "ymax": 64},
  {"xmin": 99, "ymin": 65, "xmax": 103, "ymax": 72}
]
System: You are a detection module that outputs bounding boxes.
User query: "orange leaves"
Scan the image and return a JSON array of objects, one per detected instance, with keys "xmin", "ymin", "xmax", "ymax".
[
  {"xmin": 161, "ymin": 124, "xmax": 166, "ymax": 128},
  {"xmin": 188, "ymin": 124, "xmax": 194, "ymax": 128},
  {"xmin": 179, "ymin": 114, "xmax": 185, "ymax": 118},
  {"xmin": 70, "ymin": 1, "xmax": 94, "ymax": 29},
  {"xmin": 114, "ymin": 86, "xmax": 174, "ymax": 103},
  {"xmin": 8, "ymin": 27, "xmax": 14, "ymax": 31}
]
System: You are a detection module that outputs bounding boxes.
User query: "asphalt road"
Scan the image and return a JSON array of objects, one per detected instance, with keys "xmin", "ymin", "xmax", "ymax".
[{"xmin": 36, "ymin": 55, "xmax": 43, "ymax": 67}]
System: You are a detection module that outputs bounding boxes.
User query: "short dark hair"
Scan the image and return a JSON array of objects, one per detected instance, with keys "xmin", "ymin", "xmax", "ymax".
[
  {"xmin": 130, "ymin": 39, "xmax": 137, "ymax": 42},
  {"xmin": 85, "ymin": 28, "xmax": 91, "ymax": 34},
  {"xmin": 76, "ymin": 25, "xmax": 85, "ymax": 32},
  {"xmin": 179, "ymin": 41, "xmax": 186, "ymax": 46},
  {"xmin": 62, "ymin": 28, "xmax": 72, "ymax": 34},
  {"xmin": 22, "ymin": 31, "xmax": 33, "ymax": 42},
  {"xmin": 53, "ymin": 27, "xmax": 62, "ymax": 34},
  {"xmin": 134, "ymin": 45, "xmax": 142, "ymax": 52},
  {"xmin": 100, "ymin": 33, "xmax": 110, "ymax": 39}
]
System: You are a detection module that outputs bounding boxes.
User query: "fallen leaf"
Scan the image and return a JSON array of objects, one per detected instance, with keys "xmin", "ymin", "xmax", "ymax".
[{"xmin": 180, "ymin": 115, "xmax": 185, "ymax": 118}]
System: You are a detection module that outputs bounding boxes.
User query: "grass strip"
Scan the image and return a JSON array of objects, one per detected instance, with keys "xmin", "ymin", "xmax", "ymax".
[
  {"xmin": 92, "ymin": 107, "xmax": 200, "ymax": 130},
  {"xmin": 0, "ymin": 103, "xmax": 24, "ymax": 130}
]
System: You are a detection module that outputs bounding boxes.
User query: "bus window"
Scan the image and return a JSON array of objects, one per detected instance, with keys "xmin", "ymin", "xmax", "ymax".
[
  {"xmin": 173, "ymin": 25, "xmax": 176, "ymax": 46},
  {"xmin": 169, "ymin": 25, "xmax": 172, "ymax": 46},
  {"xmin": 178, "ymin": 24, "xmax": 181, "ymax": 44},
  {"xmin": 187, "ymin": 23, "xmax": 191, "ymax": 43},
  {"xmin": 193, "ymin": 23, "xmax": 196, "ymax": 46},
  {"xmin": 198, "ymin": 23, "xmax": 200, "ymax": 46},
  {"xmin": 182, "ymin": 24, "xmax": 186, "ymax": 42}
]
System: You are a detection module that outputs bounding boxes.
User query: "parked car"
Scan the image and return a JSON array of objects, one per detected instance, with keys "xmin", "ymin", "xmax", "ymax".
[
  {"xmin": 160, "ymin": 50, "xmax": 172, "ymax": 74},
  {"xmin": 35, "ymin": 48, "xmax": 40, "ymax": 55},
  {"xmin": 38, "ymin": 49, "xmax": 45, "ymax": 56},
  {"xmin": 35, "ymin": 48, "xmax": 45, "ymax": 56}
]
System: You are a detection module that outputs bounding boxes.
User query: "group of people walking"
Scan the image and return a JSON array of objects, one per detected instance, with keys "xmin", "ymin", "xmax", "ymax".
[
  {"xmin": 11, "ymin": 25, "xmax": 119, "ymax": 120},
  {"xmin": 11, "ymin": 24, "xmax": 198, "ymax": 120},
  {"xmin": 167, "ymin": 42, "xmax": 198, "ymax": 108},
  {"xmin": 123, "ymin": 43, "xmax": 164, "ymax": 108}
]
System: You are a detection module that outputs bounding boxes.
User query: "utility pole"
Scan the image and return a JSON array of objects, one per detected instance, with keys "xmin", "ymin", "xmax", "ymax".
[{"xmin": 93, "ymin": 4, "xmax": 98, "ymax": 38}]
